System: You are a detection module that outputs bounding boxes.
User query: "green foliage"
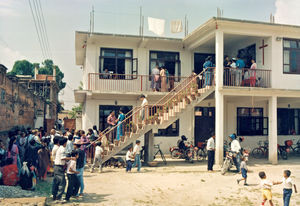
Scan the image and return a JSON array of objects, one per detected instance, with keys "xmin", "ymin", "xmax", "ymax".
[
  {"xmin": 69, "ymin": 103, "xmax": 82, "ymax": 119},
  {"xmin": 39, "ymin": 59, "xmax": 66, "ymax": 91},
  {"xmin": 8, "ymin": 60, "xmax": 34, "ymax": 76}
]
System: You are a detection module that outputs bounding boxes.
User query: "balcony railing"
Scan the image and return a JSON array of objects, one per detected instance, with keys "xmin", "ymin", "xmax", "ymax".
[
  {"xmin": 224, "ymin": 67, "xmax": 271, "ymax": 88},
  {"xmin": 88, "ymin": 73, "xmax": 189, "ymax": 92}
]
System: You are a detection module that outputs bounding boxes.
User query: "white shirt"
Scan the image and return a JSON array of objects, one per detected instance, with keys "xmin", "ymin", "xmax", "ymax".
[
  {"xmin": 67, "ymin": 160, "xmax": 77, "ymax": 174},
  {"xmin": 231, "ymin": 139, "xmax": 241, "ymax": 153},
  {"xmin": 126, "ymin": 150, "xmax": 133, "ymax": 161},
  {"xmin": 50, "ymin": 134, "xmax": 55, "ymax": 143},
  {"xmin": 240, "ymin": 161, "xmax": 247, "ymax": 170},
  {"xmin": 133, "ymin": 144, "xmax": 141, "ymax": 155},
  {"xmin": 206, "ymin": 137, "xmax": 215, "ymax": 151},
  {"xmin": 282, "ymin": 177, "xmax": 294, "ymax": 189},
  {"xmin": 55, "ymin": 146, "xmax": 66, "ymax": 166},
  {"xmin": 261, "ymin": 179, "xmax": 273, "ymax": 190},
  {"xmin": 141, "ymin": 98, "xmax": 148, "ymax": 107},
  {"xmin": 52, "ymin": 145, "xmax": 59, "ymax": 160},
  {"xmin": 66, "ymin": 140, "xmax": 74, "ymax": 154},
  {"xmin": 95, "ymin": 146, "xmax": 103, "ymax": 156},
  {"xmin": 93, "ymin": 130, "xmax": 99, "ymax": 138}
]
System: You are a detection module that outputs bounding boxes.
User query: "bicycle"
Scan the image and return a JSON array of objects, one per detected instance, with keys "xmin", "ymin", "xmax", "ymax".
[
  {"xmin": 154, "ymin": 143, "xmax": 167, "ymax": 165},
  {"xmin": 290, "ymin": 138, "xmax": 300, "ymax": 155},
  {"xmin": 252, "ymin": 140, "xmax": 268, "ymax": 158},
  {"xmin": 196, "ymin": 141, "xmax": 207, "ymax": 161}
]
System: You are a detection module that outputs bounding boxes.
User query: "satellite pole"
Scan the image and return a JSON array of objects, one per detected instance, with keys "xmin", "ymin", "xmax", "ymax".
[
  {"xmin": 92, "ymin": 5, "xmax": 95, "ymax": 33},
  {"xmin": 139, "ymin": 6, "xmax": 142, "ymax": 36}
]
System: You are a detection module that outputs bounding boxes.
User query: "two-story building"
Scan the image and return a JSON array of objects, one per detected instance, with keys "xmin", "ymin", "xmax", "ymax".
[{"xmin": 74, "ymin": 17, "xmax": 300, "ymax": 165}]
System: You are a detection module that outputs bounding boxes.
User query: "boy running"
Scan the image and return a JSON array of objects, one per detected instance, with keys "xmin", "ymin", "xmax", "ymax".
[{"xmin": 237, "ymin": 156, "xmax": 248, "ymax": 186}]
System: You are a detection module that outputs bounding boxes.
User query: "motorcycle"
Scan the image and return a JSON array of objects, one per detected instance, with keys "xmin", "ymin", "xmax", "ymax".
[
  {"xmin": 170, "ymin": 141, "xmax": 198, "ymax": 163},
  {"xmin": 221, "ymin": 149, "xmax": 249, "ymax": 175}
]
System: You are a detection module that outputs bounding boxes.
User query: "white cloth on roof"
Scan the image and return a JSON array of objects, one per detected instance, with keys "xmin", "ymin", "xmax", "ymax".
[
  {"xmin": 148, "ymin": 17, "xmax": 165, "ymax": 36},
  {"xmin": 171, "ymin": 20, "xmax": 183, "ymax": 33}
]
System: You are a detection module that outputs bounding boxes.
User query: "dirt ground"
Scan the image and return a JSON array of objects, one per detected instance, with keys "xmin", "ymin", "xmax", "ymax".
[{"xmin": 46, "ymin": 157, "xmax": 300, "ymax": 206}]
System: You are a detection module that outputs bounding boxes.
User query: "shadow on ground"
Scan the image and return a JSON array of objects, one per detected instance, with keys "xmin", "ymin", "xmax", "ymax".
[{"xmin": 46, "ymin": 193, "xmax": 111, "ymax": 205}]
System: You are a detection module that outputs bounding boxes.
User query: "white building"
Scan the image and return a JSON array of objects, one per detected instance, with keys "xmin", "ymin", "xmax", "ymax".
[{"xmin": 74, "ymin": 17, "xmax": 300, "ymax": 165}]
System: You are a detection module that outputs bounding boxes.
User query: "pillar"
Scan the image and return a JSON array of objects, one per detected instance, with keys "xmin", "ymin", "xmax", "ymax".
[
  {"xmin": 144, "ymin": 129, "xmax": 154, "ymax": 163},
  {"xmin": 268, "ymin": 96, "xmax": 278, "ymax": 164},
  {"xmin": 215, "ymin": 30, "xmax": 224, "ymax": 166}
]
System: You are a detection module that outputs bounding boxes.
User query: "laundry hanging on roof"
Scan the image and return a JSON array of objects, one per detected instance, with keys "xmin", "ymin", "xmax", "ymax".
[
  {"xmin": 148, "ymin": 17, "xmax": 165, "ymax": 36},
  {"xmin": 170, "ymin": 20, "xmax": 183, "ymax": 33}
]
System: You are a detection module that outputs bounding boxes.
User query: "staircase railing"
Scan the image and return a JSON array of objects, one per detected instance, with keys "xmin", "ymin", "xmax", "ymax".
[{"xmin": 89, "ymin": 68, "xmax": 215, "ymax": 159}]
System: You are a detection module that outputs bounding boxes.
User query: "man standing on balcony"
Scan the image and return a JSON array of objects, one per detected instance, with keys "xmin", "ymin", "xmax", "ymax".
[
  {"xmin": 203, "ymin": 56, "xmax": 213, "ymax": 87},
  {"xmin": 139, "ymin": 94, "xmax": 148, "ymax": 123},
  {"xmin": 236, "ymin": 56, "xmax": 245, "ymax": 86},
  {"xmin": 151, "ymin": 64, "xmax": 160, "ymax": 92},
  {"xmin": 107, "ymin": 111, "xmax": 117, "ymax": 144}
]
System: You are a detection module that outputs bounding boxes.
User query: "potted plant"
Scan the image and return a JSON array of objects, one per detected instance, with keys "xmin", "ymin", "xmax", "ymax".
[
  {"xmin": 125, "ymin": 124, "xmax": 131, "ymax": 136},
  {"xmin": 121, "ymin": 135, "xmax": 125, "ymax": 142},
  {"xmin": 154, "ymin": 113, "xmax": 161, "ymax": 124},
  {"xmin": 190, "ymin": 93, "xmax": 196, "ymax": 100},
  {"xmin": 131, "ymin": 122, "xmax": 137, "ymax": 133},
  {"xmin": 138, "ymin": 117, "xmax": 143, "ymax": 129},
  {"xmin": 145, "ymin": 118, "xmax": 150, "ymax": 125},
  {"xmin": 185, "ymin": 95, "xmax": 191, "ymax": 104},
  {"xmin": 149, "ymin": 116, "xmax": 155, "ymax": 124}
]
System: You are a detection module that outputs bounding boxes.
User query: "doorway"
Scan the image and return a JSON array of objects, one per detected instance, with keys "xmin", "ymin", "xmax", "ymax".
[
  {"xmin": 194, "ymin": 53, "xmax": 215, "ymax": 74},
  {"xmin": 194, "ymin": 107, "xmax": 215, "ymax": 144}
]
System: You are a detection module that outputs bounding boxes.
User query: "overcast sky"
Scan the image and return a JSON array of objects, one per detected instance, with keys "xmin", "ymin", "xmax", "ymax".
[{"xmin": 0, "ymin": 0, "xmax": 299, "ymax": 110}]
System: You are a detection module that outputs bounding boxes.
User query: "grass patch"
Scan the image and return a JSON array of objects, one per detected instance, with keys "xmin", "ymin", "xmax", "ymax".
[{"xmin": 35, "ymin": 179, "xmax": 52, "ymax": 196}]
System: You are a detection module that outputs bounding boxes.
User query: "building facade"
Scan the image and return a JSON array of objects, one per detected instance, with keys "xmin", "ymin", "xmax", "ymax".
[{"xmin": 75, "ymin": 17, "xmax": 300, "ymax": 164}]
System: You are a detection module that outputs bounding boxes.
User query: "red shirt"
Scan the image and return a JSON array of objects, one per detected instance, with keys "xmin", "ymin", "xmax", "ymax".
[{"xmin": 1, "ymin": 164, "xmax": 19, "ymax": 186}]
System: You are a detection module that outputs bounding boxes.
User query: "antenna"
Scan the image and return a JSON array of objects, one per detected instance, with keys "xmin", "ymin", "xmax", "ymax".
[
  {"xmin": 270, "ymin": 13, "xmax": 275, "ymax": 23},
  {"xmin": 217, "ymin": 7, "xmax": 223, "ymax": 18},
  {"xmin": 139, "ymin": 6, "xmax": 143, "ymax": 36},
  {"xmin": 184, "ymin": 15, "xmax": 188, "ymax": 37}
]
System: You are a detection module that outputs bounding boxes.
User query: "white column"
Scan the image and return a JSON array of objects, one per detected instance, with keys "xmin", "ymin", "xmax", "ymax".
[
  {"xmin": 268, "ymin": 96, "xmax": 278, "ymax": 164},
  {"xmin": 215, "ymin": 30, "xmax": 224, "ymax": 165}
]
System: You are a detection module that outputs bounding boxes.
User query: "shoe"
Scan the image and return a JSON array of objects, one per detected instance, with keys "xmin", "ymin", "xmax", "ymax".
[
  {"xmin": 237, "ymin": 180, "xmax": 240, "ymax": 184},
  {"xmin": 244, "ymin": 183, "xmax": 249, "ymax": 186}
]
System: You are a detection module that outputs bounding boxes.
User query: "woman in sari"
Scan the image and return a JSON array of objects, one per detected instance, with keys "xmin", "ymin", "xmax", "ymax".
[
  {"xmin": 116, "ymin": 109, "xmax": 125, "ymax": 146},
  {"xmin": 160, "ymin": 66, "xmax": 167, "ymax": 92}
]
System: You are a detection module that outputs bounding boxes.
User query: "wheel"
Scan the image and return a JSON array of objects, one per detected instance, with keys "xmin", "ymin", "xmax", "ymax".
[
  {"xmin": 197, "ymin": 149, "xmax": 206, "ymax": 161},
  {"xmin": 221, "ymin": 159, "xmax": 230, "ymax": 175},
  {"xmin": 185, "ymin": 148, "xmax": 194, "ymax": 163},
  {"xmin": 251, "ymin": 148, "xmax": 264, "ymax": 159},
  {"xmin": 171, "ymin": 149, "xmax": 181, "ymax": 159},
  {"xmin": 294, "ymin": 147, "xmax": 300, "ymax": 156},
  {"xmin": 281, "ymin": 150, "xmax": 288, "ymax": 160}
]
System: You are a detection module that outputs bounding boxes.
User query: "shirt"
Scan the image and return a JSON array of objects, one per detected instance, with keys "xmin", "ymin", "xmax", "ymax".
[
  {"xmin": 240, "ymin": 161, "xmax": 247, "ymax": 170},
  {"xmin": 66, "ymin": 140, "xmax": 74, "ymax": 154},
  {"xmin": 261, "ymin": 179, "xmax": 273, "ymax": 190},
  {"xmin": 95, "ymin": 146, "xmax": 103, "ymax": 156},
  {"xmin": 133, "ymin": 144, "xmax": 141, "ymax": 155},
  {"xmin": 231, "ymin": 139, "xmax": 241, "ymax": 153},
  {"xmin": 75, "ymin": 148, "xmax": 85, "ymax": 169},
  {"xmin": 152, "ymin": 67, "xmax": 160, "ymax": 75},
  {"xmin": 206, "ymin": 137, "xmax": 215, "ymax": 151},
  {"xmin": 54, "ymin": 146, "xmax": 66, "ymax": 166},
  {"xmin": 52, "ymin": 145, "xmax": 59, "ymax": 160},
  {"xmin": 282, "ymin": 177, "xmax": 294, "ymax": 189},
  {"xmin": 107, "ymin": 114, "xmax": 117, "ymax": 126},
  {"xmin": 126, "ymin": 150, "xmax": 133, "ymax": 161},
  {"xmin": 141, "ymin": 98, "xmax": 148, "ymax": 107},
  {"xmin": 67, "ymin": 160, "xmax": 77, "ymax": 174},
  {"xmin": 203, "ymin": 60, "xmax": 213, "ymax": 69},
  {"xmin": 250, "ymin": 63, "xmax": 257, "ymax": 70},
  {"xmin": 236, "ymin": 59, "xmax": 245, "ymax": 69}
]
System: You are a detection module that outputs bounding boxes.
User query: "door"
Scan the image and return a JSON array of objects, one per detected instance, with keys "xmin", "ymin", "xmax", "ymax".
[
  {"xmin": 194, "ymin": 53, "xmax": 215, "ymax": 74},
  {"xmin": 194, "ymin": 107, "xmax": 215, "ymax": 145}
]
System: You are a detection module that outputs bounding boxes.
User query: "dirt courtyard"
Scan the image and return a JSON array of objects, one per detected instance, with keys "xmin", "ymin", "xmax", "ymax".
[{"xmin": 47, "ymin": 157, "xmax": 297, "ymax": 206}]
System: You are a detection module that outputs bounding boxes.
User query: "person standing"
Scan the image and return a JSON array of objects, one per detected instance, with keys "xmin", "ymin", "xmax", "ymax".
[
  {"xmin": 132, "ymin": 140, "xmax": 141, "ymax": 172},
  {"xmin": 90, "ymin": 142, "xmax": 103, "ymax": 173},
  {"xmin": 125, "ymin": 146, "xmax": 133, "ymax": 172},
  {"xmin": 203, "ymin": 56, "xmax": 213, "ymax": 87},
  {"xmin": 65, "ymin": 151, "xmax": 80, "ymax": 202},
  {"xmin": 139, "ymin": 95, "xmax": 148, "ymax": 123},
  {"xmin": 160, "ymin": 66, "xmax": 167, "ymax": 92},
  {"xmin": 229, "ymin": 133, "xmax": 241, "ymax": 172},
  {"xmin": 236, "ymin": 56, "xmax": 245, "ymax": 86},
  {"xmin": 249, "ymin": 59, "xmax": 257, "ymax": 87},
  {"xmin": 52, "ymin": 138, "xmax": 68, "ymax": 201},
  {"xmin": 107, "ymin": 111, "xmax": 117, "ymax": 143},
  {"xmin": 151, "ymin": 65, "xmax": 160, "ymax": 91},
  {"xmin": 73, "ymin": 139, "xmax": 85, "ymax": 197},
  {"xmin": 116, "ymin": 109, "xmax": 125, "ymax": 146},
  {"xmin": 206, "ymin": 133, "xmax": 215, "ymax": 172}
]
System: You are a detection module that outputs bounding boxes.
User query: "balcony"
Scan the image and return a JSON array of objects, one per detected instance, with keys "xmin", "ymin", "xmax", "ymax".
[{"xmin": 87, "ymin": 73, "xmax": 189, "ymax": 93}]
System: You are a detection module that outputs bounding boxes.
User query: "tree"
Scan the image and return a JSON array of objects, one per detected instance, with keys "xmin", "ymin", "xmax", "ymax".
[
  {"xmin": 39, "ymin": 59, "xmax": 66, "ymax": 91},
  {"xmin": 69, "ymin": 104, "xmax": 82, "ymax": 119},
  {"xmin": 8, "ymin": 60, "xmax": 34, "ymax": 76}
]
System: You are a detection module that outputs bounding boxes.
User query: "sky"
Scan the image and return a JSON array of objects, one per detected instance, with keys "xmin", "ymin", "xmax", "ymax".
[{"xmin": 0, "ymin": 0, "xmax": 299, "ymax": 110}]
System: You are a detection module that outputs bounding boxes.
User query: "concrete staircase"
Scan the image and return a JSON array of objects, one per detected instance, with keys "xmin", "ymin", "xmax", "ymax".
[{"xmin": 100, "ymin": 73, "xmax": 215, "ymax": 164}]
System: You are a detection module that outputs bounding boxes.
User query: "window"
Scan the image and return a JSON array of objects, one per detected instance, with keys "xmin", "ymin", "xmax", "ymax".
[
  {"xmin": 99, "ymin": 48, "xmax": 137, "ymax": 77},
  {"xmin": 237, "ymin": 108, "xmax": 267, "ymax": 136},
  {"xmin": 99, "ymin": 105, "xmax": 132, "ymax": 132},
  {"xmin": 155, "ymin": 120, "xmax": 179, "ymax": 136},
  {"xmin": 283, "ymin": 39, "xmax": 300, "ymax": 74},
  {"xmin": 149, "ymin": 51, "xmax": 180, "ymax": 79},
  {"xmin": 278, "ymin": 108, "xmax": 300, "ymax": 135}
]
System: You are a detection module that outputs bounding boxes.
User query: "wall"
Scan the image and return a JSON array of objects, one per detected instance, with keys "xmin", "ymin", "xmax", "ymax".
[{"xmin": 0, "ymin": 66, "xmax": 44, "ymax": 134}]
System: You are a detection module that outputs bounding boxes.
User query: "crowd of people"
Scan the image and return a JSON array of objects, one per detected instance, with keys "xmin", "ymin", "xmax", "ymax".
[{"xmin": 151, "ymin": 65, "xmax": 175, "ymax": 92}]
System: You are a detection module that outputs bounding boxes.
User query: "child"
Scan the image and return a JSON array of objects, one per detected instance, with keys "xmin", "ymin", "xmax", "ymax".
[
  {"xmin": 65, "ymin": 151, "xmax": 80, "ymax": 202},
  {"xmin": 274, "ymin": 170, "xmax": 298, "ymax": 206},
  {"xmin": 126, "ymin": 147, "xmax": 133, "ymax": 172},
  {"xmin": 237, "ymin": 156, "xmax": 248, "ymax": 186},
  {"xmin": 91, "ymin": 142, "xmax": 103, "ymax": 173},
  {"xmin": 259, "ymin": 171, "xmax": 274, "ymax": 206}
]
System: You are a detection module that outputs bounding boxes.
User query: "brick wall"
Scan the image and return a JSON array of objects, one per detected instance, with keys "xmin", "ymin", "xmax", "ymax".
[{"xmin": 0, "ymin": 65, "xmax": 45, "ymax": 133}]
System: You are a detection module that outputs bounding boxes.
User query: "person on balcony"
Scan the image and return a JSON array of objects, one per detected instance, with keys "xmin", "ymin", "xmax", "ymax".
[
  {"xmin": 116, "ymin": 109, "xmax": 125, "ymax": 146},
  {"xmin": 107, "ymin": 111, "xmax": 117, "ymax": 144},
  {"xmin": 203, "ymin": 56, "xmax": 213, "ymax": 87},
  {"xmin": 139, "ymin": 94, "xmax": 148, "ymax": 123},
  {"xmin": 250, "ymin": 59, "xmax": 257, "ymax": 87},
  {"xmin": 224, "ymin": 56, "xmax": 231, "ymax": 86},
  {"xmin": 160, "ymin": 66, "xmax": 167, "ymax": 92},
  {"xmin": 236, "ymin": 56, "xmax": 245, "ymax": 86},
  {"xmin": 102, "ymin": 68, "xmax": 110, "ymax": 79},
  {"xmin": 151, "ymin": 64, "xmax": 160, "ymax": 92}
]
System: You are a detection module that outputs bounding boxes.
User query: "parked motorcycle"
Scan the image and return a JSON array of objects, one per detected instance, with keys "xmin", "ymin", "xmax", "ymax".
[
  {"xmin": 170, "ymin": 141, "xmax": 198, "ymax": 163},
  {"xmin": 221, "ymin": 149, "xmax": 249, "ymax": 175}
]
